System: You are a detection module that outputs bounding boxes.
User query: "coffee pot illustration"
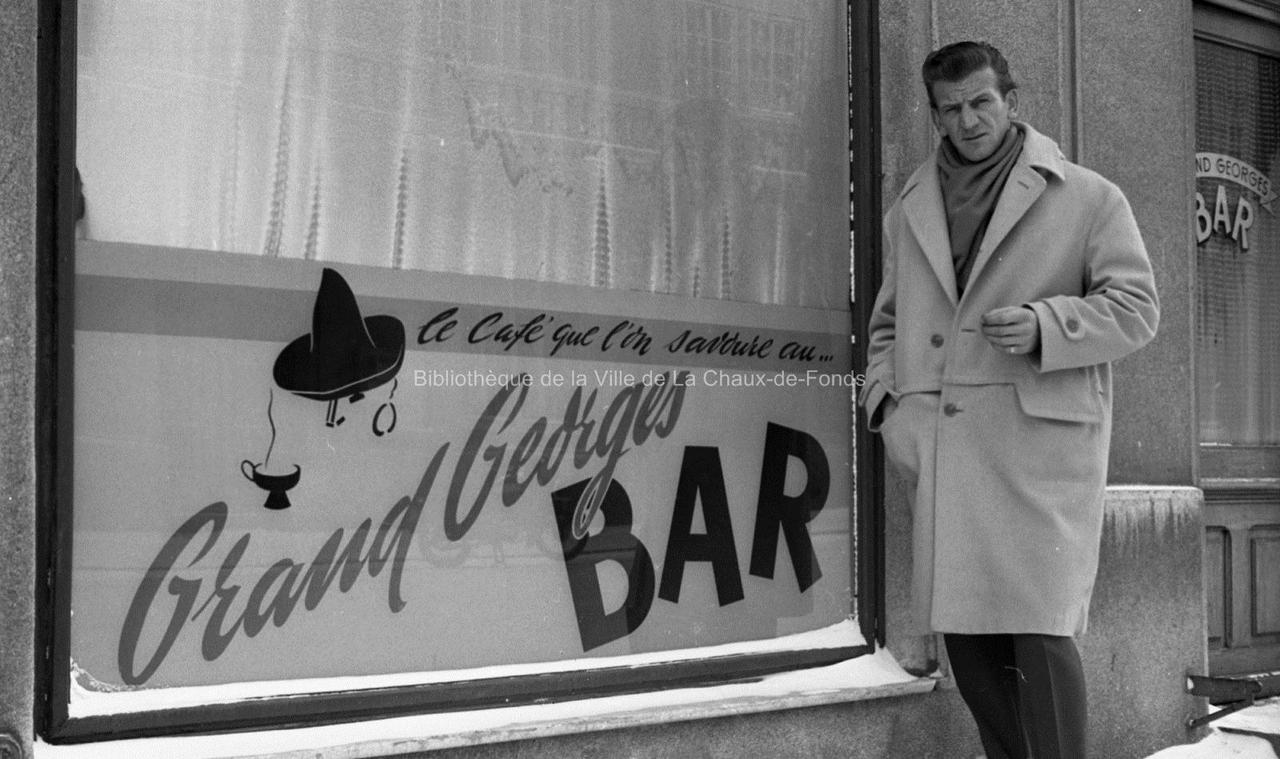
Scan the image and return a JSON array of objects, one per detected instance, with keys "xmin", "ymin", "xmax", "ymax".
[
  {"xmin": 242, "ymin": 388, "xmax": 302, "ymax": 510},
  {"xmin": 273, "ymin": 268, "xmax": 405, "ymax": 430},
  {"xmin": 241, "ymin": 459, "xmax": 302, "ymax": 510}
]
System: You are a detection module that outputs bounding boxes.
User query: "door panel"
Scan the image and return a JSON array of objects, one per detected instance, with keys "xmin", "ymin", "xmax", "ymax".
[
  {"xmin": 1204, "ymin": 495, "xmax": 1280, "ymax": 675},
  {"xmin": 1206, "ymin": 526, "xmax": 1229, "ymax": 650},
  {"xmin": 1251, "ymin": 527, "xmax": 1280, "ymax": 638}
]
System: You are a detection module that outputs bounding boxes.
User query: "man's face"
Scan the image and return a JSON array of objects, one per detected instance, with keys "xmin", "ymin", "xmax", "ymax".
[{"xmin": 930, "ymin": 66, "xmax": 1018, "ymax": 163}]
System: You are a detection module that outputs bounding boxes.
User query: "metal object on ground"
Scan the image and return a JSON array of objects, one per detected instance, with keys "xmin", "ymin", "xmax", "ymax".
[{"xmin": 1186, "ymin": 672, "xmax": 1273, "ymax": 729}]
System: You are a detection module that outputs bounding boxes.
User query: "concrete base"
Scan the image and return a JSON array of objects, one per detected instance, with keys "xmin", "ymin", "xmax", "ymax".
[
  {"xmin": 391, "ymin": 688, "xmax": 982, "ymax": 759},
  {"xmin": 1083, "ymin": 486, "xmax": 1209, "ymax": 758}
]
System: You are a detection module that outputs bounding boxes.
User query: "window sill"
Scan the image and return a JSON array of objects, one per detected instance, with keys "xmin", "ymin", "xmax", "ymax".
[{"xmin": 36, "ymin": 648, "xmax": 931, "ymax": 759}]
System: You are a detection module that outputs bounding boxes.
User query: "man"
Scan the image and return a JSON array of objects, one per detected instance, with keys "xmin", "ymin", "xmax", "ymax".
[{"xmin": 859, "ymin": 41, "xmax": 1159, "ymax": 759}]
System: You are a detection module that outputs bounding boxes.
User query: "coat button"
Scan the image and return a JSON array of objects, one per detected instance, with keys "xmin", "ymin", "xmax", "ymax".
[
  {"xmin": 930, "ymin": 333, "xmax": 945, "ymax": 347},
  {"xmin": 1066, "ymin": 317, "xmax": 1080, "ymax": 332},
  {"xmin": 943, "ymin": 402, "xmax": 959, "ymax": 417}
]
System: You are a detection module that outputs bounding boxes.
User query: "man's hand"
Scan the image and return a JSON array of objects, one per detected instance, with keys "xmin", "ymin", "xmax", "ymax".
[{"xmin": 980, "ymin": 306, "xmax": 1040, "ymax": 355}]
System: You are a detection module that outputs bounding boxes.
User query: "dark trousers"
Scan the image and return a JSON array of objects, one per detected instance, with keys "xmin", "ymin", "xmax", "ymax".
[{"xmin": 943, "ymin": 633, "xmax": 1087, "ymax": 759}]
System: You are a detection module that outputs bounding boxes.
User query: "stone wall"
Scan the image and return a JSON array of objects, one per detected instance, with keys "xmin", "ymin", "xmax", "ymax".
[{"xmin": 0, "ymin": 0, "xmax": 37, "ymax": 755}]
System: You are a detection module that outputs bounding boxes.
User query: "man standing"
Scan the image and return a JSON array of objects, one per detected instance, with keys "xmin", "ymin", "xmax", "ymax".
[{"xmin": 859, "ymin": 41, "xmax": 1159, "ymax": 759}]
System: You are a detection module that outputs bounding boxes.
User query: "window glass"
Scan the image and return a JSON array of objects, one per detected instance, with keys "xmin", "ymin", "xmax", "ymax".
[
  {"xmin": 1195, "ymin": 38, "xmax": 1280, "ymax": 445},
  {"xmin": 76, "ymin": 0, "xmax": 847, "ymax": 307},
  {"xmin": 66, "ymin": 0, "xmax": 854, "ymax": 719}
]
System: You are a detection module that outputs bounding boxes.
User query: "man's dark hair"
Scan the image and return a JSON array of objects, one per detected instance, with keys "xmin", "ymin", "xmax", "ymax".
[{"xmin": 921, "ymin": 41, "xmax": 1016, "ymax": 108}]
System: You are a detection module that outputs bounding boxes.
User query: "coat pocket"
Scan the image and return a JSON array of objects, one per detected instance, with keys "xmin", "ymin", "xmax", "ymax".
[{"xmin": 1014, "ymin": 367, "xmax": 1104, "ymax": 423}]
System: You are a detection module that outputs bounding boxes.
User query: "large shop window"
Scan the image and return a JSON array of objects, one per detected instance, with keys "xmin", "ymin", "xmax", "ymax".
[
  {"xmin": 43, "ymin": 0, "xmax": 865, "ymax": 741},
  {"xmin": 1196, "ymin": 37, "xmax": 1280, "ymax": 451}
]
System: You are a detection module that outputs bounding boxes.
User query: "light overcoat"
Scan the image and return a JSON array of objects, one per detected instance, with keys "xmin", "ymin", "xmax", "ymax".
[{"xmin": 859, "ymin": 123, "xmax": 1159, "ymax": 635}]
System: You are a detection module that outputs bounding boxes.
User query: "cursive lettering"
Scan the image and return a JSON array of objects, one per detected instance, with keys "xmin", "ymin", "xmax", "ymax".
[
  {"xmin": 443, "ymin": 372, "xmax": 687, "ymax": 543},
  {"xmin": 666, "ymin": 329, "xmax": 773, "ymax": 359},
  {"xmin": 117, "ymin": 447, "xmax": 447, "ymax": 685}
]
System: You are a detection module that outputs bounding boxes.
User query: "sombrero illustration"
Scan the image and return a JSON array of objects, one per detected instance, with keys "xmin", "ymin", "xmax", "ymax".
[{"xmin": 273, "ymin": 268, "xmax": 405, "ymax": 427}]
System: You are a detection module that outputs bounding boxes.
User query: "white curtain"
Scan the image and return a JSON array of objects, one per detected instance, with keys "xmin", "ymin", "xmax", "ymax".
[
  {"xmin": 1195, "ymin": 39, "xmax": 1280, "ymax": 445},
  {"xmin": 77, "ymin": 0, "xmax": 850, "ymax": 309}
]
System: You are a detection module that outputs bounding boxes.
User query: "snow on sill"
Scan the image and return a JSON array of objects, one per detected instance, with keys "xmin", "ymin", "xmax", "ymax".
[
  {"xmin": 39, "ymin": 650, "xmax": 927, "ymax": 759},
  {"xmin": 1104, "ymin": 485, "xmax": 1203, "ymax": 492},
  {"xmin": 69, "ymin": 619, "xmax": 868, "ymax": 717},
  {"xmin": 40, "ymin": 625, "xmax": 932, "ymax": 759}
]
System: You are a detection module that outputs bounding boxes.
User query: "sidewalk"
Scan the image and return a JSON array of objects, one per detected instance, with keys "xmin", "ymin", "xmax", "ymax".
[{"xmin": 1147, "ymin": 698, "xmax": 1280, "ymax": 758}]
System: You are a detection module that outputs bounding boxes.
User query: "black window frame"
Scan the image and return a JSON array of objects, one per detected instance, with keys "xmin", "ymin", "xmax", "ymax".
[{"xmin": 35, "ymin": 0, "xmax": 883, "ymax": 743}]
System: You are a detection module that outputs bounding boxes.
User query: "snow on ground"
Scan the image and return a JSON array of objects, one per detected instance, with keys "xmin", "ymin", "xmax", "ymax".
[
  {"xmin": 1217, "ymin": 697, "xmax": 1280, "ymax": 737},
  {"xmin": 1145, "ymin": 730, "xmax": 1277, "ymax": 758},
  {"xmin": 1146, "ymin": 698, "xmax": 1280, "ymax": 759}
]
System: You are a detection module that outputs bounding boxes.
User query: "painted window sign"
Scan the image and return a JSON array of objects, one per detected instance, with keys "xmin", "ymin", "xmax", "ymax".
[
  {"xmin": 72, "ymin": 244, "xmax": 853, "ymax": 704},
  {"xmin": 66, "ymin": 0, "xmax": 853, "ymax": 722},
  {"xmin": 1195, "ymin": 152, "xmax": 1277, "ymax": 250}
]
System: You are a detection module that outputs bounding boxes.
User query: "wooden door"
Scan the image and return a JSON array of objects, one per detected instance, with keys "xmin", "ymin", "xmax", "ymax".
[{"xmin": 1195, "ymin": 1, "xmax": 1280, "ymax": 676}]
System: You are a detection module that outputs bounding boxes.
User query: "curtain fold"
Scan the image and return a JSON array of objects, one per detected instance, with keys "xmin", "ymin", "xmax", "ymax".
[{"xmin": 77, "ymin": 0, "xmax": 850, "ymax": 309}]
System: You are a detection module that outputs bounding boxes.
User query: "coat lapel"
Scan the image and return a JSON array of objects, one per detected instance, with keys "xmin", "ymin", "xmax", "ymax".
[
  {"xmin": 962, "ymin": 163, "xmax": 1046, "ymax": 291},
  {"xmin": 901, "ymin": 164, "xmax": 960, "ymax": 306}
]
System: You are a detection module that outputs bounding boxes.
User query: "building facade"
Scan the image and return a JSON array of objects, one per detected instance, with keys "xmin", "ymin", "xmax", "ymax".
[{"xmin": 1, "ymin": 1, "xmax": 1274, "ymax": 757}]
